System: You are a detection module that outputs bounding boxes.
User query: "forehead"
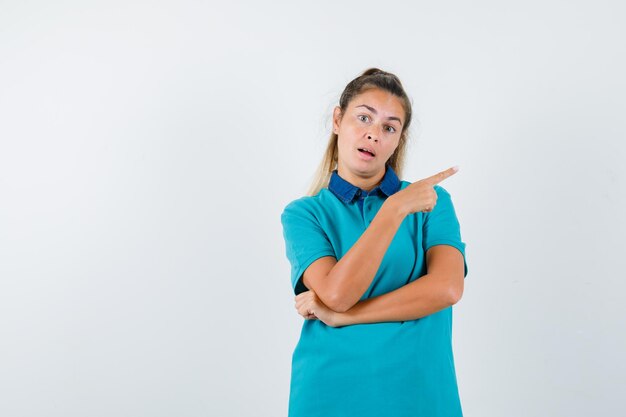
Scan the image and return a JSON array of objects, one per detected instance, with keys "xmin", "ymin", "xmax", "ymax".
[{"xmin": 348, "ymin": 89, "xmax": 405, "ymax": 120}]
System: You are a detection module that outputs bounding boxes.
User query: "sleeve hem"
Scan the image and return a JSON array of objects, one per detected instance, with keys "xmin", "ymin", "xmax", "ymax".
[
  {"xmin": 292, "ymin": 250, "xmax": 337, "ymax": 295},
  {"xmin": 424, "ymin": 241, "xmax": 469, "ymax": 278}
]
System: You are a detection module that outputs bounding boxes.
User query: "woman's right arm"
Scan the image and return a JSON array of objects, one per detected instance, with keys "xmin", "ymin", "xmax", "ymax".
[{"xmin": 303, "ymin": 199, "xmax": 406, "ymax": 313}]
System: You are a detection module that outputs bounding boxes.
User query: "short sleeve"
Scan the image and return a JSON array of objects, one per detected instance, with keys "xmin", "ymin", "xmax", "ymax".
[
  {"xmin": 281, "ymin": 201, "xmax": 337, "ymax": 295},
  {"xmin": 422, "ymin": 185, "xmax": 469, "ymax": 278}
]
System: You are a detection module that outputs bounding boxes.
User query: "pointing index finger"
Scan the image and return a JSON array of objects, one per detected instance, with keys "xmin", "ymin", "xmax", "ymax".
[{"xmin": 422, "ymin": 166, "xmax": 459, "ymax": 185}]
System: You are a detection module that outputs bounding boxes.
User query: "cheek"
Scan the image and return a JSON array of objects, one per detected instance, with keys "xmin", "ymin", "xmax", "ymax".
[
  {"xmin": 341, "ymin": 121, "xmax": 362, "ymax": 134},
  {"xmin": 383, "ymin": 143, "xmax": 398, "ymax": 157}
]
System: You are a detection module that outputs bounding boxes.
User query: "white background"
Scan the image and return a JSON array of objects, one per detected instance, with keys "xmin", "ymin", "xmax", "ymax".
[{"xmin": 1, "ymin": 1, "xmax": 625, "ymax": 416}]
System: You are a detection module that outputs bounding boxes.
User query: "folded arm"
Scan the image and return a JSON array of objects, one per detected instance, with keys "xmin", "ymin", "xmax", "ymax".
[
  {"xmin": 333, "ymin": 245, "xmax": 465, "ymax": 326},
  {"xmin": 302, "ymin": 199, "xmax": 406, "ymax": 313}
]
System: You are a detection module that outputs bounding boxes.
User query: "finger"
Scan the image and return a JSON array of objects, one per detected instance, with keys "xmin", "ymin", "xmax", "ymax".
[
  {"xmin": 421, "ymin": 166, "xmax": 459, "ymax": 186},
  {"xmin": 296, "ymin": 291, "xmax": 313, "ymax": 299}
]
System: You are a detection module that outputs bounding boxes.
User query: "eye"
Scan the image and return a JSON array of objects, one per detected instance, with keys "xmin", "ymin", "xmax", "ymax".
[
  {"xmin": 385, "ymin": 126, "xmax": 396, "ymax": 133},
  {"xmin": 357, "ymin": 114, "xmax": 370, "ymax": 123}
]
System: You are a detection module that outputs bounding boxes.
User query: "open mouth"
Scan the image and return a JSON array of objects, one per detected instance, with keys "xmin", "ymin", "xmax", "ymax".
[{"xmin": 358, "ymin": 148, "xmax": 375, "ymax": 157}]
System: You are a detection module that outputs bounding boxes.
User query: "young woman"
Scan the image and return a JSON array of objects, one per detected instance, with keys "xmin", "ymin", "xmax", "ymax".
[{"xmin": 280, "ymin": 68, "xmax": 469, "ymax": 417}]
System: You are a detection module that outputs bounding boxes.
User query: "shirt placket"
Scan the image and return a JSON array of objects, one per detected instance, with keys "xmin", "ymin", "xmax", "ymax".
[{"xmin": 356, "ymin": 188, "xmax": 378, "ymax": 226}]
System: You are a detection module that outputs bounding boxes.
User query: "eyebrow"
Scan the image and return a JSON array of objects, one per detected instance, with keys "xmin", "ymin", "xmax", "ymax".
[{"xmin": 355, "ymin": 104, "xmax": 403, "ymax": 126}]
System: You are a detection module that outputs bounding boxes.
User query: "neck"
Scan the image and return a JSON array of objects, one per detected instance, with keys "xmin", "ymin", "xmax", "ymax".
[{"xmin": 337, "ymin": 163, "xmax": 385, "ymax": 192}]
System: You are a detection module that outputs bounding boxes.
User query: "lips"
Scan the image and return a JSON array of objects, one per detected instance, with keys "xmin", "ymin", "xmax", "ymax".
[
  {"xmin": 357, "ymin": 148, "xmax": 375, "ymax": 157},
  {"xmin": 357, "ymin": 148, "xmax": 375, "ymax": 160}
]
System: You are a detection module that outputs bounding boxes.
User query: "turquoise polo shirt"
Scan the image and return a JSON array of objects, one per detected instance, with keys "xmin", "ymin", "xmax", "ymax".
[{"xmin": 280, "ymin": 164, "xmax": 468, "ymax": 417}]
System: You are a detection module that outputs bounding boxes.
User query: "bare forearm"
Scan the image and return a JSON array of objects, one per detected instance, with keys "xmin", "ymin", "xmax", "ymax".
[
  {"xmin": 333, "ymin": 273, "xmax": 456, "ymax": 326},
  {"xmin": 327, "ymin": 199, "xmax": 406, "ymax": 312}
]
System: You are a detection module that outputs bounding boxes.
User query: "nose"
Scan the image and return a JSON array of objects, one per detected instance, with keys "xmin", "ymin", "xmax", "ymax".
[
  {"xmin": 367, "ymin": 124, "xmax": 383, "ymax": 142},
  {"xmin": 367, "ymin": 126, "xmax": 380, "ymax": 142}
]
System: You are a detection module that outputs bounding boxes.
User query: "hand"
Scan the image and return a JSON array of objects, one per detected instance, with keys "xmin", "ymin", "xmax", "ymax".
[
  {"xmin": 295, "ymin": 289, "xmax": 340, "ymax": 327},
  {"xmin": 389, "ymin": 166, "xmax": 459, "ymax": 215}
]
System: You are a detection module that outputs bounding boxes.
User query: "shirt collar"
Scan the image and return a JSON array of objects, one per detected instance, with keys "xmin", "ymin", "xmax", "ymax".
[{"xmin": 328, "ymin": 164, "xmax": 401, "ymax": 204}]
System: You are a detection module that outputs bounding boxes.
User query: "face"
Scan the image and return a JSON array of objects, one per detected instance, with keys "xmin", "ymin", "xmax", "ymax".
[{"xmin": 333, "ymin": 88, "xmax": 404, "ymax": 180}]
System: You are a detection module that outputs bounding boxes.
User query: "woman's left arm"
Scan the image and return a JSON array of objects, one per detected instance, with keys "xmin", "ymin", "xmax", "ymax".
[{"xmin": 333, "ymin": 245, "xmax": 465, "ymax": 326}]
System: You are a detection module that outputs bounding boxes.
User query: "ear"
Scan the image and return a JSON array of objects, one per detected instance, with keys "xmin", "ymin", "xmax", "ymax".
[{"xmin": 332, "ymin": 106, "xmax": 342, "ymax": 134}]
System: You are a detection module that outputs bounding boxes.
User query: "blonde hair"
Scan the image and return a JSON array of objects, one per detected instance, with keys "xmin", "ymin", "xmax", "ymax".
[{"xmin": 306, "ymin": 68, "xmax": 414, "ymax": 196}]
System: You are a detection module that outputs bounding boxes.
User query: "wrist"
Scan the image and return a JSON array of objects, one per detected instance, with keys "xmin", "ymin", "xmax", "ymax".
[
  {"xmin": 383, "ymin": 196, "xmax": 408, "ymax": 220},
  {"xmin": 332, "ymin": 310, "xmax": 353, "ymax": 328}
]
